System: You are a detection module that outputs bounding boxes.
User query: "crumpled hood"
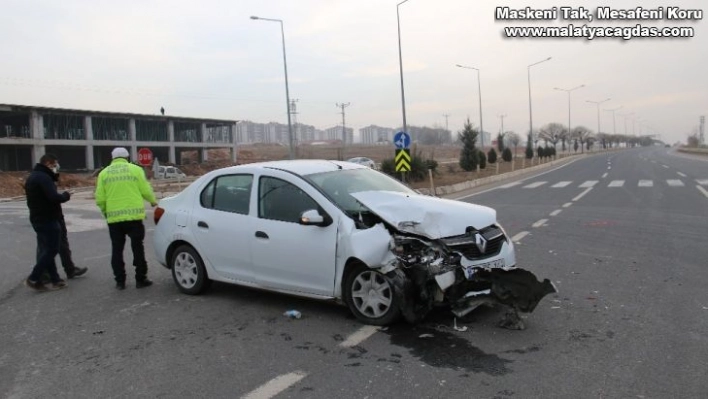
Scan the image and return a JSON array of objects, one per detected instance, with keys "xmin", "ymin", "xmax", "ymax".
[{"xmin": 351, "ymin": 191, "xmax": 497, "ymax": 239}]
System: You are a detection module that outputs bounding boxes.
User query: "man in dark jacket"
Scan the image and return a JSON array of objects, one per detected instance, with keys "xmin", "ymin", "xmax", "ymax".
[
  {"xmin": 39, "ymin": 171, "xmax": 89, "ymax": 282},
  {"xmin": 24, "ymin": 153, "xmax": 72, "ymax": 291}
]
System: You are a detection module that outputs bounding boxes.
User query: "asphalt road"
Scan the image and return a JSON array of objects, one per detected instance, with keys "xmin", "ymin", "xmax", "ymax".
[{"xmin": 1, "ymin": 147, "xmax": 706, "ymax": 399}]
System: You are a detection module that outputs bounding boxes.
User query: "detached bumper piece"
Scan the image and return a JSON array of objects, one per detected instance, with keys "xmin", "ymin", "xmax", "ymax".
[{"xmin": 448, "ymin": 268, "xmax": 557, "ymax": 330}]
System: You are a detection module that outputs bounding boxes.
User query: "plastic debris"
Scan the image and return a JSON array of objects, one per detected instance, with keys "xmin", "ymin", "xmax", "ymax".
[
  {"xmin": 453, "ymin": 318, "xmax": 468, "ymax": 332},
  {"xmin": 283, "ymin": 310, "xmax": 302, "ymax": 319},
  {"xmin": 419, "ymin": 334, "xmax": 434, "ymax": 338}
]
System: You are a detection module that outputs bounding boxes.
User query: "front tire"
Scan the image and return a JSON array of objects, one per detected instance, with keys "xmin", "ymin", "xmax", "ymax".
[
  {"xmin": 343, "ymin": 262, "xmax": 401, "ymax": 326},
  {"xmin": 171, "ymin": 245, "xmax": 210, "ymax": 295}
]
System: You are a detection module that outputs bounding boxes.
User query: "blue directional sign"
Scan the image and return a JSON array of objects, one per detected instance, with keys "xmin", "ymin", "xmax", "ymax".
[{"xmin": 394, "ymin": 131, "xmax": 411, "ymax": 149}]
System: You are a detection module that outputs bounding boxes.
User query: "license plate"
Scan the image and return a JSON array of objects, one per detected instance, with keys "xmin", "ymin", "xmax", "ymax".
[{"xmin": 464, "ymin": 259, "xmax": 505, "ymax": 279}]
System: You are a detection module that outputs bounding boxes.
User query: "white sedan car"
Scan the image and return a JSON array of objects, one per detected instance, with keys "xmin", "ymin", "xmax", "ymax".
[
  {"xmin": 345, "ymin": 157, "xmax": 377, "ymax": 169},
  {"xmin": 153, "ymin": 160, "xmax": 555, "ymax": 326}
]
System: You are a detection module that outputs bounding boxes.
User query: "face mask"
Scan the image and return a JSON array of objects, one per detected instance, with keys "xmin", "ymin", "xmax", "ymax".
[{"xmin": 51, "ymin": 163, "xmax": 60, "ymax": 174}]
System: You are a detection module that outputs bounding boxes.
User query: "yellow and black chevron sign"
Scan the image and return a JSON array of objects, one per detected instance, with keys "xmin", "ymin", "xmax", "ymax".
[{"xmin": 395, "ymin": 148, "xmax": 411, "ymax": 172}]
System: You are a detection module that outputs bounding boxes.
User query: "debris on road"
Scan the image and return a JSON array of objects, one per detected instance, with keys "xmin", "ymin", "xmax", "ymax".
[
  {"xmin": 283, "ymin": 310, "xmax": 302, "ymax": 319},
  {"xmin": 453, "ymin": 318, "xmax": 468, "ymax": 332}
]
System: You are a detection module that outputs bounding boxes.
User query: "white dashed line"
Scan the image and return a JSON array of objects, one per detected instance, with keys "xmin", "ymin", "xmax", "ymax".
[
  {"xmin": 638, "ymin": 180, "xmax": 653, "ymax": 187},
  {"xmin": 662, "ymin": 165, "xmax": 670, "ymax": 169},
  {"xmin": 563, "ymin": 202, "xmax": 573, "ymax": 208},
  {"xmin": 511, "ymin": 231, "xmax": 529, "ymax": 243},
  {"xmin": 551, "ymin": 181, "xmax": 572, "ymax": 188},
  {"xmin": 608, "ymin": 180, "xmax": 625, "ymax": 187},
  {"xmin": 339, "ymin": 325, "xmax": 379, "ymax": 348},
  {"xmin": 499, "ymin": 181, "xmax": 522, "ymax": 189},
  {"xmin": 572, "ymin": 187, "xmax": 593, "ymax": 201},
  {"xmin": 601, "ymin": 173, "xmax": 608, "ymax": 178},
  {"xmin": 677, "ymin": 172, "xmax": 687, "ymax": 177},
  {"xmin": 532, "ymin": 219, "xmax": 548, "ymax": 228},
  {"xmin": 579, "ymin": 180, "xmax": 598, "ymax": 188},
  {"xmin": 550, "ymin": 209, "xmax": 562, "ymax": 216},
  {"xmin": 667, "ymin": 179, "xmax": 684, "ymax": 187},
  {"xmin": 523, "ymin": 181, "xmax": 547, "ymax": 189},
  {"xmin": 242, "ymin": 371, "xmax": 308, "ymax": 399},
  {"xmin": 696, "ymin": 179, "xmax": 708, "ymax": 186},
  {"xmin": 697, "ymin": 186, "xmax": 708, "ymax": 199}
]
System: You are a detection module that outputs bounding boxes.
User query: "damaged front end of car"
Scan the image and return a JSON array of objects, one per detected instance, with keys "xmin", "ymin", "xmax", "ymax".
[{"xmin": 378, "ymin": 224, "xmax": 557, "ymax": 329}]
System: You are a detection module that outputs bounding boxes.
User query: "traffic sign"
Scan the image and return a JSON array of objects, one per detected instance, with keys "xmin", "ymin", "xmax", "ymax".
[
  {"xmin": 395, "ymin": 148, "xmax": 411, "ymax": 172},
  {"xmin": 393, "ymin": 131, "xmax": 411, "ymax": 149},
  {"xmin": 137, "ymin": 148, "xmax": 153, "ymax": 166}
]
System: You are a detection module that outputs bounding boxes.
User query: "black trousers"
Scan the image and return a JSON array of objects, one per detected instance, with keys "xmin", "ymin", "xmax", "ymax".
[
  {"xmin": 37, "ymin": 215, "xmax": 75, "ymax": 274},
  {"xmin": 108, "ymin": 220, "xmax": 148, "ymax": 283},
  {"xmin": 29, "ymin": 220, "xmax": 61, "ymax": 283}
]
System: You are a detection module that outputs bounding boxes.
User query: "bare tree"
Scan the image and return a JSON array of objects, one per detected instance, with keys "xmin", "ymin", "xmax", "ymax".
[
  {"xmin": 571, "ymin": 126, "xmax": 592, "ymax": 153},
  {"xmin": 539, "ymin": 123, "xmax": 566, "ymax": 151},
  {"xmin": 505, "ymin": 131, "xmax": 521, "ymax": 156}
]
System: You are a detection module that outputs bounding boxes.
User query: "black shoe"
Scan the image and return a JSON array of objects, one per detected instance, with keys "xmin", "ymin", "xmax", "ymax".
[
  {"xmin": 25, "ymin": 278, "xmax": 49, "ymax": 292},
  {"xmin": 116, "ymin": 281, "xmax": 126, "ymax": 290},
  {"xmin": 51, "ymin": 280, "xmax": 68, "ymax": 290},
  {"xmin": 136, "ymin": 279, "xmax": 153, "ymax": 288},
  {"xmin": 40, "ymin": 274, "xmax": 51, "ymax": 285},
  {"xmin": 67, "ymin": 266, "xmax": 88, "ymax": 279}
]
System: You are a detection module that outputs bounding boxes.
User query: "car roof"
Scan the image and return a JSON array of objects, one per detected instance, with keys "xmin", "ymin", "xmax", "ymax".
[{"xmin": 216, "ymin": 159, "xmax": 366, "ymax": 176}]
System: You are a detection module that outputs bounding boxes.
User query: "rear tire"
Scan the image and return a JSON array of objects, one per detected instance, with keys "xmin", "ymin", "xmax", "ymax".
[
  {"xmin": 171, "ymin": 245, "xmax": 210, "ymax": 295},
  {"xmin": 343, "ymin": 262, "xmax": 401, "ymax": 326}
]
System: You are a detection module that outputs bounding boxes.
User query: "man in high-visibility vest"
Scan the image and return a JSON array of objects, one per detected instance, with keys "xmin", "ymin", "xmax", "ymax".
[{"xmin": 95, "ymin": 147, "xmax": 158, "ymax": 290}]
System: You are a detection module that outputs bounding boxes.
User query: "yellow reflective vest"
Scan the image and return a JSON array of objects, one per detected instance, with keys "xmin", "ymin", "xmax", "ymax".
[{"xmin": 95, "ymin": 158, "xmax": 157, "ymax": 224}]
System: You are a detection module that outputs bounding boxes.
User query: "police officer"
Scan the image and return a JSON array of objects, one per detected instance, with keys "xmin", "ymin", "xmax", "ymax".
[{"xmin": 95, "ymin": 147, "xmax": 158, "ymax": 290}]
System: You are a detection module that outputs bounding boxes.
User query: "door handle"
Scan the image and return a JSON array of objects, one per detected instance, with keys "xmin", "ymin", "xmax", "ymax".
[
  {"xmin": 198, "ymin": 221, "xmax": 209, "ymax": 228},
  {"xmin": 255, "ymin": 231, "xmax": 269, "ymax": 239}
]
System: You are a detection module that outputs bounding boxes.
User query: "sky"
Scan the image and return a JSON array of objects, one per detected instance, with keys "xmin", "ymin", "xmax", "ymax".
[{"xmin": 1, "ymin": 0, "xmax": 706, "ymax": 144}]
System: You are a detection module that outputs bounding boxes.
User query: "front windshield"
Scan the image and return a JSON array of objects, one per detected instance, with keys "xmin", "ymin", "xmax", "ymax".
[{"xmin": 306, "ymin": 168, "xmax": 415, "ymax": 212}]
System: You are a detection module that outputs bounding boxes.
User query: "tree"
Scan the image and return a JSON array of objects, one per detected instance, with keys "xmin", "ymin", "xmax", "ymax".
[
  {"xmin": 478, "ymin": 149, "xmax": 487, "ymax": 169},
  {"xmin": 458, "ymin": 118, "xmax": 479, "ymax": 171},
  {"xmin": 496, "ymin": 132, "xmax": 505, "ymax": 153},
  {"xmin": 571, "ymin": 126, "xmax": 592, "ymax": 153},
  {"xmin": 502, "ymin": 147, "xmax": 513, "ymax": 162},
  {"xmin": 506, "ymin": 131, "xmax": 521, "ymax": 157},
  {"xmin": 537, "ymin": 146, "xmax": 545, "ymax": 159},
  {"xmin": 488, "ymin": 148, "xmax": 497, "ymax": 164},
  {"xmin": 573, "ymin": 139, "xmax": 579, "ymax": 152},
  {"xmin": 687, "ymin": 134, "xmax": 700, "ymax": 147},
  {"xmin": 539, "ymin": 123, "xmax": 566, "ymax": 151}
]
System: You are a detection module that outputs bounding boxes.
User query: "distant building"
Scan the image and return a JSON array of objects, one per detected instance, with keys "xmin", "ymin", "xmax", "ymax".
[
  {"xmin": 324, "ymin": 125, "xmax": 354, "ymax": 144},
  {"xmin": 0, "ymin": 103, "xmax": 237, "ymax": 172},
  {"xmin": 360, "ymin": 125, "xmax": 395, "ymax": 144}
]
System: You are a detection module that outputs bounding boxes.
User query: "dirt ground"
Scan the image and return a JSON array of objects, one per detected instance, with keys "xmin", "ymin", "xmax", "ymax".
[{"xmin": 1, "ymin": 145, "xmax": 580, "ymax": 198}]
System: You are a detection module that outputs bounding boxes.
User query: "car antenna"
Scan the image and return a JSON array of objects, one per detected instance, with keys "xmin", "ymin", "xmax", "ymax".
[{"xmin": 329, "ymin": 160, "xmax": 343, "ymax": 170}]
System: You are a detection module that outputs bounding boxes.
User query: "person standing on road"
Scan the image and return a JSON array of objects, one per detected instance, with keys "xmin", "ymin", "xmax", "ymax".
[
  {"xmin": 95, "ymin": 147, "xmax": 158, "ymax": 290},
  {"xmin": 24, "ymin": 153, "xmax": 72, "ymax": 291},
  {"xmin": 39, "ymin": 170, "xmax": 89, "ymax": 283}
]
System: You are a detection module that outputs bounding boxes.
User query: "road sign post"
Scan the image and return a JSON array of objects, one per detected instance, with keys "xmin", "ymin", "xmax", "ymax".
[{"xmin": 393, "ymin": 131, "xmax": 411, "ymax": 182}]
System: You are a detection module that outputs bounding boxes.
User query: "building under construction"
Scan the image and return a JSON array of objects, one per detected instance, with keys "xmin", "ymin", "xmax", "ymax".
[{"xmin": 0, "ymin": 104, "xmax": 238, "ymax": 172}]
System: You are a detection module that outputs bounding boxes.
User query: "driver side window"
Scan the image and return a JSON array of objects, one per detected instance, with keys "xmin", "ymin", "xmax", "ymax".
[{"xmin": 258, "ymin": 176, "xmax": 318, "ymax": 223}]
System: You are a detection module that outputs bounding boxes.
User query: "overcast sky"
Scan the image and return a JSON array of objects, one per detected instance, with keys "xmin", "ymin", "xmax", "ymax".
[{"xmin": 1, "ymin": 0, "xmax": 705, "ymax": 143}]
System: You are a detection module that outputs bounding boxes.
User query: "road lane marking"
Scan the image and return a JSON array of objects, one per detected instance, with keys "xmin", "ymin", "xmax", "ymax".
[
  {"xmin": 677, "ymin": 172, "xmax": 687, "ymax": 177},
  {"xmin": 523, "ymin": 181, "xmax": 547, "ymax": 189},
  {"xmin": 499, "ymin": 181, "xmax": 521, "ymax": 188},
  {"xmin": 563, "ymin": 202, "xmax": 573, "ymax": 208},
  {"xmin": 667, "ymin": 179, "xmax": 684, "ymax": 187},
  {"xmin": 339, "ymin": 325, "xmax": 379, "ymax": 348},
  {"xmin": 696, "ymin": 179, "xmax": 708, "ymax": 186},
  {"xmin": 550, "ymin": 209, "xmax": 562, "ymax": 216},
  {"xmin": 638, "ymin": 180, "xmax": 653, "ymax": 187},
  {"xmin": 551, "ymin": 181, "xmax": 572, "ymax": 188},
  {"xmin": 511, "ymin": 231, "xmax": 529, "ymax": 243},
  {"xmin": 83, "ymin": 254, "xmax": 111, "ymax": 261},
  {"xmin": 572, "ymin": 187, "xmax": 593, "ymax": 201},
  {"xmin": 242, "ymin": 371, "xmax": 308, "ymax": 399},
  {"xmin": 579, "ymin": 180, "xmax": 598, "ymax": 188},
  {"xmin": 601, "ymin": 173, "xmax": 608, "ymax": 178},
  {"xmin": 532, "ymin": 219, "xmax": 548, "ymax": 228},
  {"xmin": 607, "ymin": 166, "xmax": 611, "ymax": 170},
  {"xmin": 697, "ymin": 186, "xmax": 708, "ymax": 199},
  {"xmin": 608, "ymin": 180, "xmax": 625, "ymax": 187},
  {"xmin": 662, "ymin": 165, "xmax": 670, "ymax": 169}
]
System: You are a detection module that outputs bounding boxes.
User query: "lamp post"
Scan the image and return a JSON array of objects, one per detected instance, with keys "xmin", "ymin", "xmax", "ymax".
[
  {"xmin": 528, "ymin": 57, "xmax": 552, "ymax": 146},
  {"xmin": 251, "ymin": 15, "xmax": 294, "ymax": 159},
  {"xmin": 456, "ymin": 64, "xmax": 484, "ymax": 149},
  {"xmin": 554, "ymin": 84, "xmax": 585, "ymax": 146},
  {"xmin": 604, "ymin": 106, "xmax": 623, "ymax": 136},
  {"xmin": 397, "ymin": 0, "xmax": 412, "ymax": 136},
  {"xmin": 586, "ymin": 97, "xmax": 611, "ymax": 140}
]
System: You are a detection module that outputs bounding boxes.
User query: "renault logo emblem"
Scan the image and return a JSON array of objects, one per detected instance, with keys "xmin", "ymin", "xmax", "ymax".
[{"xmin": 474, "ymin": 233, "xmax": 488, "ymax": 253}]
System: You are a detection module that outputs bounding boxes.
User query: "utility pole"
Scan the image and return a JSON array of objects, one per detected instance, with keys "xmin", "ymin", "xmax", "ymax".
[
  {"xmin": 498, "ymin": 114, "xmax": 507, "ymax": 136},
  {"xmin": 337, "ymin": 102, "xmax": 351, "ymax": 159},
  {"xmin": 290, "ymin": 99, "xmax": 299, "ymax": 147},
  {"xmin": 442, "ymin": 114, "xmax": 450, "ymax": 133}
]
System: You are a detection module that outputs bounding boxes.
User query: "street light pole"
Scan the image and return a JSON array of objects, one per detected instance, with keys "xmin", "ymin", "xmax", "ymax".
[
  {"xmin": 586, "ymin": 97, "xmax": 611, "ymax": 136},
  {"xmin": 604, "ymin": 106, "xmax": 623, "ymax": 135},
  {"xmin": 554, "ymin": 84, "xmax": 585, "ymax": 143},
  {"xmin": 397, "ymin": 0, "xmax": 411, "ymax": 135},
  {"xmin": 456, "ymin": 64, "xmax": 484, "ymax": 149},
  {"xmin": 528, "ymin": 57, "xmax": 552, "ymax": 146},
  {"xmin": 251, "ymin": 16, "xmax": 294, "ymax": 160}
]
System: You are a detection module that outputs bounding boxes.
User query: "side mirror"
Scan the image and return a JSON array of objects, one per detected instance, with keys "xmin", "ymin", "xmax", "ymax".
[{"xmin": 300, "ymin": 209, "xmax": 329, "ymax": 226}]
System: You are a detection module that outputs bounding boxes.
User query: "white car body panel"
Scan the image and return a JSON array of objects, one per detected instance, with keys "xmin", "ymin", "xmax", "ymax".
[{"xmin": 350, "ymin": 191, "xmax": 497, "ymax": 239}]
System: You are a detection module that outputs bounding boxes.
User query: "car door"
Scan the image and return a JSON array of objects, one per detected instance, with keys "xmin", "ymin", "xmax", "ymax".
[
  {"xmin": 191, "ymin": 173, "xmax": 255, "ymax": 283},
  {"xmin": 250, "ymin": 171, "xmax": 338, "ymax": 296}
]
